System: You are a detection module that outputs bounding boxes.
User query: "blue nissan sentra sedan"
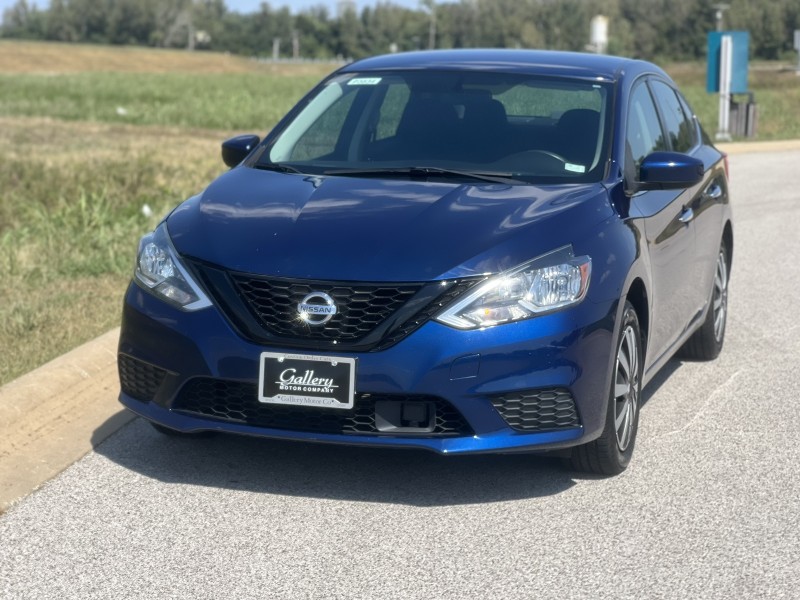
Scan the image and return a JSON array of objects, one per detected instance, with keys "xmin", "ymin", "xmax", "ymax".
[{"xmin": 118, "ymin": 49, "xmax": 732, "ymax": 475}]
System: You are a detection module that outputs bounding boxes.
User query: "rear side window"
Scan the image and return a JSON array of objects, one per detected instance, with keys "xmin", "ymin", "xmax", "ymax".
[
  {"xmin": 626, "ymin": 83, "xmax": 666, "ymax": 171},
  {"xmin": 649, "ymin": 80, "xmax": 697, "ymax": 153},
  {"xmin": 496, "ymin": 84, "xmax": 603, "ymax": 118}
]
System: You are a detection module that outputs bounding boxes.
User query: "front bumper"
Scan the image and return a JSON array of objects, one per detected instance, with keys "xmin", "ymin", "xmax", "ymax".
[{"xmin": 118, "ymin": 283, "xmax": 618, "ymax": 455}]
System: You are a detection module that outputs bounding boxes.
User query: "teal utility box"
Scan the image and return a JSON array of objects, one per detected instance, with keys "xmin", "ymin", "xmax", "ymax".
[{"xmin": 707, "ymin": 31, "xmax": 749, "ymax": 93}]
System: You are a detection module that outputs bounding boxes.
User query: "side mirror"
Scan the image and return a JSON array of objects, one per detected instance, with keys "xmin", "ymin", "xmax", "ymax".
[
  {"xmin": 221, "ymin": 134, "xmax": 261, "ymax": 168},
  {"xmin": 636, "ymin": 151, "xmax": 704, "ymax": 192}
]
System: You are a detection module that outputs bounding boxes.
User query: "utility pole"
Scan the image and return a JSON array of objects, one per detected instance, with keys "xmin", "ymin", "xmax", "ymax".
[
  {"xmin": 420, "ymin": 0, "xmax": 437, "ymax": 50},
  {"xmin": 794, "ymin": 30, "xmax": 800, "ymax": 75},
  {"xmin": 712, "ymin": 3, "xmax": 730, "ymax": 32}
]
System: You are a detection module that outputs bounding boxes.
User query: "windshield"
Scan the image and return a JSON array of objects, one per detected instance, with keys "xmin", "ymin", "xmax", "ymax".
[{"xmin": 263, "ymin": 70, "xmax": 612, "ymax": 184}]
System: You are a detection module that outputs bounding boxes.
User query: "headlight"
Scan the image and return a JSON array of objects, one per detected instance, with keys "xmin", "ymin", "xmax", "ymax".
[
  {"xmin": 134, "ymin": 223, "xmax": 211, "ymax": 311},
  {"xmin": 436, "ymin": 246, "xmax": 591, "ymax": 329}
]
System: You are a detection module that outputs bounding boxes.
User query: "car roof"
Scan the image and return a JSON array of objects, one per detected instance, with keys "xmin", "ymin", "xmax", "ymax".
[{"xmin": 342, "ymin": 49, "xmax": 664, "ymax": 83}]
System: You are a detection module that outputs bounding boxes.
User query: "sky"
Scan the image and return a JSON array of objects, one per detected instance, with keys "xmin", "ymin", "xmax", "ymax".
[{"xmin": 0, "ymin": 0, "xmax": 422, "ymax": 18}]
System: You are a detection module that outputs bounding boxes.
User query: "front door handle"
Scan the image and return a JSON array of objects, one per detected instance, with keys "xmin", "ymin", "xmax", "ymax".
[
  {"xmin": 679, "ymin": 207, "xmax": 694, "ymax": 224},
  {"xmin": 704, "ymin": 183, "xmax": 723, "ymax": 200}
]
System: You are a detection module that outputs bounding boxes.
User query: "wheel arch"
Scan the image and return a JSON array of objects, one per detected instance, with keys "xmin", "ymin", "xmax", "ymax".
[
  {"xmin": 722, "ymin": 220, "xmax": 733, "ymax": 273},
  {"xmin": 625, "ymin": 277, "xmax": 649, "ymax": 363}
]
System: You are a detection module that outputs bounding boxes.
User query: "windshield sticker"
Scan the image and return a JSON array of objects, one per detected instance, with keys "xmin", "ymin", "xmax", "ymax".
[
  {"xmin": 348, "ymin": 77, "xmax": 382, "ymax": 86},
  {"xmin": 565, "ymin": 163, "xmax": 586, "ymax": 174}
]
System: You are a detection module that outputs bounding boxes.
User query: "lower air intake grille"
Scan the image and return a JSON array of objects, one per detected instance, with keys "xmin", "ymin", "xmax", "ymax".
[
  {"xmin": 490, "ymin": 388, "xmax": 579, "ymax": 432},
  {"xmin": 118, "ymin": 354, "xmax": 168, "ymax": 402},
  {"xmin": 172, "ymin": 378, "xmax": 472, "ymax": 436}
]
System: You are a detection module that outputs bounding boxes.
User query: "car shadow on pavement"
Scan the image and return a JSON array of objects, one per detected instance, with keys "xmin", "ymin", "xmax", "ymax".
[
  {"xmin": 92, "ymin": 360, "xmax": 686, "ymax": 507},
  {"xmin": 641, "ymin": 357, "xmax": 683, "ymax": 407},
  {"xmin": 92, "ymin": 417, "xmax": 581, "ymax": 506}
]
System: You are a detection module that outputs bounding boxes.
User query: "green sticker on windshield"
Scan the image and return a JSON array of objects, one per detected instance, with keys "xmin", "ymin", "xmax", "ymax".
[
  {"xmin": 565, "ymin": 163, "xmax": 586, "ymax": 174},
  {"xmin": 348, "ymin": 77, "xmax": 382, "ymax": 86}
]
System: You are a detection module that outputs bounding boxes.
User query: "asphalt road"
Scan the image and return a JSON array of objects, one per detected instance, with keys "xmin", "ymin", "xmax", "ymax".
[{"xmin": 2, "ymin": 150, "xmax": 799, "ymax": 599}]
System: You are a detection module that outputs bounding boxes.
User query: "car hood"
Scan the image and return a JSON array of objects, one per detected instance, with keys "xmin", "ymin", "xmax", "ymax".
[{"xmin": 167, "ymin": 167, "xmax": 612, "ymax": 281}]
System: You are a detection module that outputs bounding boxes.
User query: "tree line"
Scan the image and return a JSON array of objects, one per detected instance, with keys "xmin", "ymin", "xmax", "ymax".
[{"xmin": 3, "ymin": 0, "xmax": 799, "ymax": 61}]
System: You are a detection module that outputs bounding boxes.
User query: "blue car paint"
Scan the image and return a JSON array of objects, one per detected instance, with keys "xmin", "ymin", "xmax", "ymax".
[
  {"xmin": 119, "ymin": 271, "xmax": 618, "ymax": 451},
  {"xmin": 118, "ymin": 49, "xmax": 731, "ymax": 455},
  {"xmin": 167, "ymin": 171, "xmax": 614, "ymax": 281}
]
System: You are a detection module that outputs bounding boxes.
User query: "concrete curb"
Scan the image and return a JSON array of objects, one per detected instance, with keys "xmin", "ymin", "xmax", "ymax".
[
  {"xmin": 717, "ymin": 139, "xmax": 800, "ymax": 154},
  {"xmin": 0, "ymin": 327, "xmax": 132, "ymax": 513}
]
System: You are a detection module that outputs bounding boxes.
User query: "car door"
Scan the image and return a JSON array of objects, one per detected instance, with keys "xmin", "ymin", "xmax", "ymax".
[
  {"xmin": 648, "ymin": 79, "xmax": 723, "ymax": 324},
  {"xmin": 625, "ymin": 79, "xmax": 700, "ymax": 365},
  {"xmin": 652, "ymin": 83, "xmax": 728, "ymax": 306}
]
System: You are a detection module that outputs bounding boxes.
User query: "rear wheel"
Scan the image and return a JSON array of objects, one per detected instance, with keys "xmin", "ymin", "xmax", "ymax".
[
  {"xmin": 568, "ymin": 301, "xmax": 642, "ymax": 476},
  {"xmin": 680, "ymin": 243, "xmax": 729, "ymax": 361}
]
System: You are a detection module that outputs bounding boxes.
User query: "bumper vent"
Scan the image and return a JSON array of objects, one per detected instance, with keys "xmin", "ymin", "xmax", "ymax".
[
  {"xmin": 118, "ymin": 354, "xmax": 168, "ymax": 403},
  {"xmin": 490, "ymin": 388, "xmax": 579, "ymax": 432},
  {"xmin": 172, "ymin": 378, "xmax": 472, "ymax": 437}
]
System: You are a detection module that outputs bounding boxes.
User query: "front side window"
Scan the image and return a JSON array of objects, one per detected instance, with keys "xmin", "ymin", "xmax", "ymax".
[
  {"xmin": 264, "ymin": 71, "xmax": 612, "ymax": 184},
  {"xmin": 649, "ymin": 80, "xmax": 697, "ymax": 153},
  {"xmin": 625, "ymin": 82, "xmax": 667, "ymax": 172}
]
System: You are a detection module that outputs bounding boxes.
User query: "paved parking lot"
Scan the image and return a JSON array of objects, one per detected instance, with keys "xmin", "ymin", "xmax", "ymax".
[{"xmin": 1, "ymin": 150, "xmax": 799, "ymax": 599}]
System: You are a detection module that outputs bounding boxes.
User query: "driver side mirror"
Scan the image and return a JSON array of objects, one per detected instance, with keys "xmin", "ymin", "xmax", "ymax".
[
  {"xmin": 633, "ymin": 151, "xmax": 704, "ymax": 192},
  {"xmin": 221, "ymin": 134, "xmax": 261, "ymax": 168}
]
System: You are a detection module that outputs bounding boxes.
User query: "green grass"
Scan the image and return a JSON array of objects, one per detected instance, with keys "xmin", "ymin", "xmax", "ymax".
[
  {"xmin": 0, "ymin": 72, "xmax": 325, "ymax": 131},
  {"xmin": 0, "ymin": 43, "xmax": 337, "ymax": 386},
  {"xmin": 666, "ymin": 62, "xmax": 800, "ymax": 140},
  {"xmin": 0, "ymin": 119, "xmax": 222, "ymax": 384},
  {"xmin": 1, "ymin": 65, "xmax": 798, "ymax": 140}
]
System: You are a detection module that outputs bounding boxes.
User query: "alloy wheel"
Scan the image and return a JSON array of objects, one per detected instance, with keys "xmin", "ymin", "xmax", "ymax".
[
  {"xmin": 614, "ymin": 325, "xmax": 639, "ymax": 452},
  {"xmin": 713, "ymin": 250, "xmax": 729, "ymax": 343}
]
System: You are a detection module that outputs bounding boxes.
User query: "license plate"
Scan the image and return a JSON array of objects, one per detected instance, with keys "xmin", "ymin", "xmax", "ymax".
[{"xmin": 258, "ymin": 352, "xmax": 356, "ymax": 410}]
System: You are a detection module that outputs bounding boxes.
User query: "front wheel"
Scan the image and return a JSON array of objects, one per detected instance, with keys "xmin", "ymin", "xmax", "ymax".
[{"xmin": 568, "ymin": 301, "xmax": 643, "ymax": 476}]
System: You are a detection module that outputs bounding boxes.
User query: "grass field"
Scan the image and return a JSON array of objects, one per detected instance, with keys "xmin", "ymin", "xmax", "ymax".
[
  {"xmin": 0, "ymin": 117, "xmax": 224, "ymax": 383},
  {"xmin": 665, "ymin": 61, "xmax": 800, "ymax": 140},
  {"xmin": 0, "ymin": 40, "xmax": 798, "ymax": 385},
  {"xmin": 0, "ymin": 42, "xmax": 337, "ymax": 385}
]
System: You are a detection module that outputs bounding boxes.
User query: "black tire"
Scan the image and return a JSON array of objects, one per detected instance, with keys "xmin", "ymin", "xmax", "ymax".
[
  {"xmin": 568, "ymin": 301, "xmax": 643, "ymax": 476},
  {"xmin": 679, "ymin": 243, "xmax": 729, "ymax": 361},
  {"xmin": 149, "ymin": 422, "xmax": 213, "ymax": 438}
]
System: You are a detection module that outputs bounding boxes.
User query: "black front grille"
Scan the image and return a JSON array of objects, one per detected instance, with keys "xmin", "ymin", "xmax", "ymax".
[
  {"xmin": 490, "ymin": 388, "xmax": 579, "ymax": 432},
  {"xmin": 372, "ymin": 278, "xmax": 482, "ymax": 351},
  {"xmin": 231, "ymin": 276, "xmax": 422, "ymax": 341},
  {"xmin": 172, "ymin": 378, "xmax": 472, "ymax": 436},
  {"xmin": 187, "ymin": 258, "xmax": 483, "ymax": 352},
  {"xmin": 118, "ymin": 354, "xmax": 168, "ymax": 402}
]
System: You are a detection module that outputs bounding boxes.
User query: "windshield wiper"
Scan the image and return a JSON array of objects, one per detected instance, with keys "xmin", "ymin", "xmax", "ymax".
[
  {"xmin": 324, "ymin": 166, "xmax": 521, "ymax": 185},
  {"xmin": 253, "ymin": 161, "xmax": 304, "ymax": 174}
]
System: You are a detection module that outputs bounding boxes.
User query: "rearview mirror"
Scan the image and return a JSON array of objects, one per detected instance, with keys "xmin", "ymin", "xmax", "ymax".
[
  {"xmin": 636, "ymin": 151, "xmax": 704, "ymax": 192},
  {"xmin": 221, "ymin": 134, "xmax": 261, "ymax": 168}
]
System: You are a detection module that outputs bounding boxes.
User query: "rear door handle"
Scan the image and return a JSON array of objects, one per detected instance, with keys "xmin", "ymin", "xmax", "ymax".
[
  {"xmin": 679, "ymin": 207, "xmax": 694, "ymax": 224},
  {"xmin": 704, "ymin": 183, "xmax": 723, "ymax": 200}
]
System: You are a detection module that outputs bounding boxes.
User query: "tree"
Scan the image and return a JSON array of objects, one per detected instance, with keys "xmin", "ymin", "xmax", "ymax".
[{"xmin": 1, "ymin": 0, "xmax": 45, "ymax": 39}]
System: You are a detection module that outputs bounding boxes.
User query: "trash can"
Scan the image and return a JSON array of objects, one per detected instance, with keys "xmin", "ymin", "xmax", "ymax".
[{"xmin": 729, "ymin": 93, "xmax": 758, "ymax": 138}]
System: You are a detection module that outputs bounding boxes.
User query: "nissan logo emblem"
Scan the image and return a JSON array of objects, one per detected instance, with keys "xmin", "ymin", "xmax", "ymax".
[{"xmin": 297, "ymin": 291, "xmax": 337, "ymax": 326}]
